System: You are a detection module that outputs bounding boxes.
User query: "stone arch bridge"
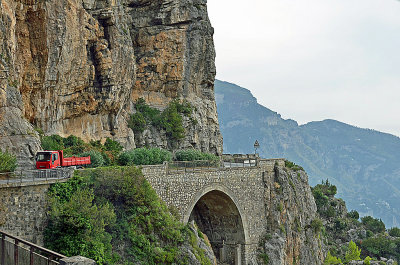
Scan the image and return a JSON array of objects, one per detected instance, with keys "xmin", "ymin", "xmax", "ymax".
[
  {"xmin": 0, "ymin": 158, "xmax": 288, "ymax": 265},
  {"xmin": 141, "ymin": 158, "xmax": 286, "ymax": 265}
]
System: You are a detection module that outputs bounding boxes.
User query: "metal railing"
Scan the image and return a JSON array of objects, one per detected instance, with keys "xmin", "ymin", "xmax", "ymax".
[
  {"xmin": 0, "ymin": 230, "xmax": 66, "ymax": 265},
  {"xmin": 166, "ymin": 157, "xmax": 258, "ymax": 175},
  {"xmin": 222, "ymin": 159, "xmax": 257, "ymax": 168},
  {"xmin": 0, "ymin": 168, "xmax": 74, "ymax": 185},
  {"xmin": 167, "ymin": 160, "xmax": 222, "ymax": 175}
]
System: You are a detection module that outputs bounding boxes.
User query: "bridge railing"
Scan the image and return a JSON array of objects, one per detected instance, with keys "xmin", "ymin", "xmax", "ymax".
[
  {"xmin": 0, "ymin": 168, "xmax": 74, "ymax": 185},
  {"xmin": 167, "ymin": 160, "xmax": 222, "ymax": 174},
  {"xmin": 222, "ymin": 159, "xmax": 257, "ymax": 168},
  {"xmin": 166, "ymin": 157, "xmax": 258, "ymax": 175},
  {"xmin": 0, "ymin": 230, "xmax": 66, "ymax": 265}
]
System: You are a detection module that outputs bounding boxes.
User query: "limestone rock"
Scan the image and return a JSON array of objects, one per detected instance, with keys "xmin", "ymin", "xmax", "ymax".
[
  {"xmin": 129, "ymin": 0, "xmax": 222, "ymax": 154},
  {"xmin": 180, "ymin": 221, "xmax": 217, "ymax": 265},
  {"xmin": 260, "ymin": 165, "xmax": 325, "ymax": 265},
  {"xmin": 0, "ymin": 0, "xmax": 222, "ymax": 167}
]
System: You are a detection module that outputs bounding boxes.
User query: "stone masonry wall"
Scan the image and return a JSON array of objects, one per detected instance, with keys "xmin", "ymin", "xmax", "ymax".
[
  {"xmin": 142, "ymin": 159, "xmax": 324, "ymax": 265},
  {"xmin": 0, "ymin": 179, "xmax": 67, "ymax": 245},
  {"xmin": 141, "ymin": 160, "xmax": 285, "ymax": 264}
]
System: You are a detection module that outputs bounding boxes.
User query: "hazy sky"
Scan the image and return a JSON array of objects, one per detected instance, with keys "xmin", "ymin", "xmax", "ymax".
[{"xmin": 208, "ymin": 0, "xmax": 400, "ymax": 137}]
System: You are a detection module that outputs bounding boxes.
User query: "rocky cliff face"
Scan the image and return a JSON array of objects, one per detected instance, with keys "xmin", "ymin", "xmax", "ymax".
[
  {"xmin": 0, "ymin": 0, "xmax": 222, "ymax": 167},
  {"xmin": 259, "ymin": 163, "xmax": 325, "ymax": 265}
]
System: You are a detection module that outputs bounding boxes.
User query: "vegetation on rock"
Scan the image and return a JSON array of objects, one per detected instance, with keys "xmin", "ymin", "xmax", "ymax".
[
  {"xmin": 313, "ymin": 180, "xmax": 400, "ymax": 264},
  {"xmin": 44, "ymin": 167, "xmax": 214, "ymax": 265},
  {"xmin": 128, "ymin": 98, "xmax": 195, "ymax": 142},
  {"xmin": 174, "ymin": 149, "xmax": 218, "ymax": 162},
  {"xmin": 0, "ymin": 149, "xmax": 17, "ymax": 173},
  {"xmin": 118, "ymin": 148, "xmax": 172, "ymax": 166}
]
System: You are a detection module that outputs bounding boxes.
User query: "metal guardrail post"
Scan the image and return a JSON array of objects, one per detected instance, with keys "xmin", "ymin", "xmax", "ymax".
[
  {"xmin": 1, "ymin": 234, "xmax": 5, "ymax": 265},
  {"xmin": 30, "ymin": 246, "xmax": 34, "ymax": 265},
  {"xmin": 14, "ymin": 238, "xmax": 18, "ymax": 265}
]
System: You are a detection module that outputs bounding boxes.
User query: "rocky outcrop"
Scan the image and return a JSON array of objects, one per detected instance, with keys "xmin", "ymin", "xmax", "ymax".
[
  {"xmin": 0, "ymin": 0, "xmax": 222, "ymax": 167},
  {"xmin": 129, "ymin": 0, "xmax": 222, "ymax": 154},
  {"xmin": 259, "ymin": 164, "xmax": 325, "ymax": 265},
  {"xmin": 0, "ymin": 0, "xmax": 41, "ymax": 168}
]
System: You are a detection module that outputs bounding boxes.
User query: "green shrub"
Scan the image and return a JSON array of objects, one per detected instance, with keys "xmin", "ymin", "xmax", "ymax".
[
  {"xmin": 334, "ymin": 218, "xmax": 347, "ymax": 232},
  {"xmin": 0, "ymin": 149, "xmax": 17, "ymax": 173},
  {"xmin": 117, "ymin": 148, "xmax": 172, "ymax": 166},
  {"xmin": 326, "ymin": 206, "xmax": 336, "ymax": 218},
  {"xmin": 44, "ymin": 176, "xmax": 115, "ymax": 264},
  {"xmin": 312, "ymin": 179, "xmax": 337, "ymax": 197},
  {"xmin": 312, "ymin": 188, "xmax": 329, "ymax": 210},
  {"xmin": 63, "ymin": 135, "xmax": 85, "ymax": 148},
  {"xmin": 324, "ymin": 251, "xmax": 342, "ymax": 265},
  {"xmin": 41, "ymin": 135, "xmax": 64, "ymax": 150},
  {"xmin": 104, "ymin": 138, "xmax": 123, "ymax": 153},
  {"xmin": 366, "ymin": 230, "xmax": 374, "ymax": 238},
  {"xmin": 128, "ymin": 112, "xmax": 146, "ymax": 133},
  {"xmin": 344, "ymin": 241, "xmax": 361, "ymax": 263},
  {"xmin": 80, "ymin": 150, "xmax": 105, "ymax": 168},
  {"xmin": 284, "ymin": 160, "xmax": 303, "ymax": 171},
  {"xmin": 174, "ymin": 149, "xmax": 218, "ymax": 162},
  {"xmin": 361, "ymin": 216, "xmax": 385, "ymax": 233},
  {"xmin": 389, "ymin": 227, "xmax": 400, "ymax": 237},
  {"xmin": 73, "ymin": 167, "xmax": 201, "ymax": 264},
  {"xmin": 160, "ymin": 101, "xmax": 185, "ymax": 140},
  {"xmin": 128, "ymin": 98, "xmax": 195, "ymax": 142},
  {"xmin": 364, "ymin": 256, "xmax": 372, "ymax": 265},
  {"xmin": 347, "ymin": 210, "xmax": 360, "ymax": 220},
  {"xmin": 311, "ymin": 218, "xmax": 323, "ymax": 233},
  {"xmin": 361, "ymin": 235, "xmax": 400, "ymax": 260}
]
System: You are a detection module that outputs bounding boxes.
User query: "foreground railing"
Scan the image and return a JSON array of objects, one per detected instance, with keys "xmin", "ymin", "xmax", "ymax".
[
  {"xmin": 0, "ymin": 230, "xmax": 66, "ymax": 265},
  {"xmin": 0, "ymin": 168, "xmax": 74, "ymax": 185}
]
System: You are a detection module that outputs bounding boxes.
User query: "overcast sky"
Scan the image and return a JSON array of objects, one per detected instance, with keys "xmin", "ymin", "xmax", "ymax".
[{"xmin": 208, "ymin": 0, "xmax": 400, "ymax": 137}]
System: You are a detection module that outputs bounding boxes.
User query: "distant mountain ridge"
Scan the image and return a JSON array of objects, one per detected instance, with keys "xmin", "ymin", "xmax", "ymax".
[{"xmin": 215, "ymin": 79, "xmax": 400, "ymax": 227}]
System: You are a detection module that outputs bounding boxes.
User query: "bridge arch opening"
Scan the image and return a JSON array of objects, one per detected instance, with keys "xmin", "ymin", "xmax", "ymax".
[{"xmin": 187, "ymin": 189, "xmax": 246, "ymax": 264}]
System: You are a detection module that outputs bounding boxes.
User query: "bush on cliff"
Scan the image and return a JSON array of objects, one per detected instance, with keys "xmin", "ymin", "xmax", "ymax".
[
  {"xmin": 79, "ymin": 150, "xmax": 105, "ymax": 168},
  {"xmin": 117, "ymin": 148, "xmax": 172, "ymax": 166},
  {"xmin": 344, "ymin": 240, "xmax": 361, "ymax": 263},
  {"xmin": 174, "ymin": 149, "xmax": 218, "ymax": 162},
  {"xmin": 389, "ymin": 227, "xmax": 400, "ymax": 237},
  {"xmin": 324, "ymin": 251, "xmax": 342, "ymax": 265},
  {"xmin": 45, "ymin": 167, "xmax": 208, "ymax": 264},
  {"xmin": 128, "ymin": 98, "xmax": 195, "ymax": 142},
  {"xmin": 0, "ymin": 149, "xmax": 17, "ymax": 173},
  {"xmin": 44, "ymin": 175, "xmax": 115, "ymax": 264},
  {"xmin": 361, "ymin": 235, "xmax": 400, "ymax": 261},
  {"xmin": 361, "ymin": 216, "xmax": 386, "ymax": 234}
]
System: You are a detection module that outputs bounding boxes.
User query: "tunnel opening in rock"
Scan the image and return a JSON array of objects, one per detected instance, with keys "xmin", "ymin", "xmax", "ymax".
[{"xmin": 189, "ymin": 190, "xmax": 245, "ymax": 265}]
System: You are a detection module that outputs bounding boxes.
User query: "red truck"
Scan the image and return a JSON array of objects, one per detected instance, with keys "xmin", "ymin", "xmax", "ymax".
[{"xmin": 35, "ymin": 150, "xmax": 91, "ymax": 169}]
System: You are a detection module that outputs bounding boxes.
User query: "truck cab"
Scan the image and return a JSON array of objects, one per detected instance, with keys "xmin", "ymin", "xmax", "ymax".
[{"xmin": 36, "ymin": 151, "xmax": 60, "ymax": 169}]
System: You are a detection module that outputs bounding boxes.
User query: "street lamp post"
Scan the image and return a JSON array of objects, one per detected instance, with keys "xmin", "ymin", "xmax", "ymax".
[{"xmin": 254, "ymin": 140, "xmax": 260, "ymax": 156}]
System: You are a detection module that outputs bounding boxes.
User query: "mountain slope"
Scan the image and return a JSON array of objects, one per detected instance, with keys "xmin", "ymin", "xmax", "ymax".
[{"xmin": 215, "ymin": 79, "xmax": 400, "ymax": 227}]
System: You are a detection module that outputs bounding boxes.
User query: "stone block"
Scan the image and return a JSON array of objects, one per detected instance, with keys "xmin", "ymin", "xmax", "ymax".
[{"xmin": 60, "ymin": 256, "xmax": 96, "ymax": 265}]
